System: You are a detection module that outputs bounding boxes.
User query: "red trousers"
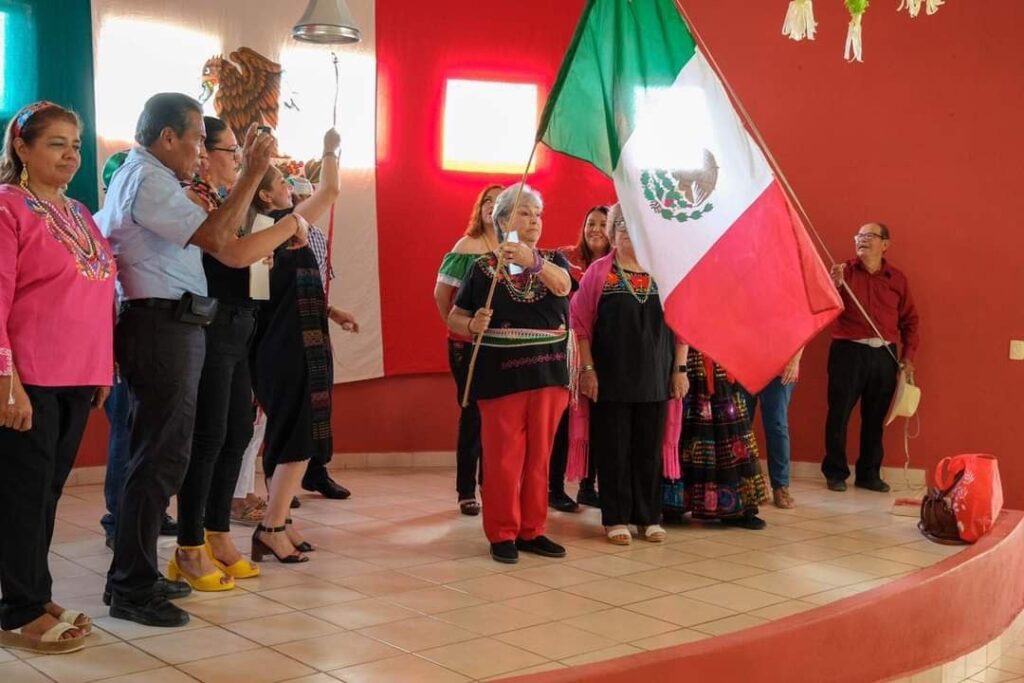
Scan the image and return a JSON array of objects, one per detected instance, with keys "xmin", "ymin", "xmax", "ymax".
[{"xmin": 477, "ymin": 386, "xmax": 569, "ymax": 543}]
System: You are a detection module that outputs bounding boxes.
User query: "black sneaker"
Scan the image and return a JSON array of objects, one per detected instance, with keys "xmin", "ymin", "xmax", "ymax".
[
  {"xmin": 159, "ymin": 515, "xmax": 179, "ymax": 536},
  {"xmin": 548, "ymin": 491, "xmax": 580, "ymax": 513},
  {"xmin": 110, "ymin": 595, "xmax": 189, "ymax": 627},
  {"xmin": 826, "ymin": 479, "xmax": 848, "ymax": 492},
  {"xmin": 722, "ymin": 514, "xmax": 767, "ymax": 531},
  {"xmin": 516, "ymin": 535, "xmax": 567, "ymax": 558},
  {"xmin": 103, "ymin": 576, "xmax": 192, "ymax": 606},
  {"xmin": 490, "ymin": 541, "xmax": 519, "ymax": 564},
  {"xmin": 855, "ymin": 479, "xmax": 891, "ymax": 493},
  {"xmin": 576, "ymin": 487, "xmax": 600, "ymax": 508}
]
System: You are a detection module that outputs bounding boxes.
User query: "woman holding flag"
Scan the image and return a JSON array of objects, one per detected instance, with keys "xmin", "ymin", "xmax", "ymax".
[{"xmin": 447, "ymin": 183, "xmax": 575, "ymax": 565}]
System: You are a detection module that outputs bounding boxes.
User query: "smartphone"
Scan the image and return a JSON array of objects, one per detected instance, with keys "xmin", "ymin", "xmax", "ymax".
[{"xmin": 506, "ymin": 230, "xmax": 523, "ymax": 275}]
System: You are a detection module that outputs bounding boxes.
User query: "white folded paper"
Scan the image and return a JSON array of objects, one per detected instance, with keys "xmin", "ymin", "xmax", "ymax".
[{"xmin": 249, "ymin": 213, "xmax": 276, "ymax": 300}]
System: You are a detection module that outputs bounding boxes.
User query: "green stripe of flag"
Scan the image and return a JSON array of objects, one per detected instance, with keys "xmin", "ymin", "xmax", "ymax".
[{"xmin": 537, "ymin": 0, "xmax": 696, "ymax": 176}]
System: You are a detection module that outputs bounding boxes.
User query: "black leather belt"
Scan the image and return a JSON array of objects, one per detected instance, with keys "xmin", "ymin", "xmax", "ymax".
[{"xmin": 121, "ymin": 298, "xmax": 178, "ymax": 312}]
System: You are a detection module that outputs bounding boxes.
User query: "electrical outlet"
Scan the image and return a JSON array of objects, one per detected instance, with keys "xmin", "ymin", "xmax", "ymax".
[{"xmin": 1011, "ymin": 340, "xmax": 1024, "ymax": 361}]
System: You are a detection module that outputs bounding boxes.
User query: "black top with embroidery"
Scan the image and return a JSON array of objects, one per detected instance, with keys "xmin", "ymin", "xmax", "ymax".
[
  {"xmin": 592, "ymin": 266, "xmax": 674, "ymax": 403},
  {"xmin": 454, "ymin": 250, "xmax": 576, "ymax": 401}
]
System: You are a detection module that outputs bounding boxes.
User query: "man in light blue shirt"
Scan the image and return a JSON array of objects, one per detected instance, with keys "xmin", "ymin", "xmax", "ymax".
[
  {"xmin": 97, "ymin": 93, "xmax": 273, "ymax": 628},
  {"xmin": 102, "ymin": 146, "xmax": 209, "ymax": 299}
]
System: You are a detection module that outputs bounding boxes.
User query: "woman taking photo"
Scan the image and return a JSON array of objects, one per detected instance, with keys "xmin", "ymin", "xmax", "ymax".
[
  {"xmin": 170, "ymin": 117, "xmax": 310, "ymax": 591},
  {"xmin": 448, "ymin": 183, "xmax": 574, "ymax": 564},
  {"xmin": 0, "ymin": 101, "xmax": 115, "ymax": 653},
  {"xmin": 434, "ymin": 183, "xmax": 502, "ymax": 515}
]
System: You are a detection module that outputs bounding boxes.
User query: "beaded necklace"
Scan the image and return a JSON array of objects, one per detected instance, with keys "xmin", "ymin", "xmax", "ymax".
[
  {"xmin": 498, "ymin": 253, "xmax": 549, "ymax": 303},
  {"xmin": 188, "ymin": 177, "xmax": 223, "ymax": 213},
  {"xmin": 22, "ymin": 187, "xmax": 112, "ymax": 281},
  {"xmin": 613, "ymin": 258, "xmax": 654, "ymax": 305}
]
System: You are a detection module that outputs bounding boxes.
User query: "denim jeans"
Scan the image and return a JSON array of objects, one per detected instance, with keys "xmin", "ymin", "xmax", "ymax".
[
  {"xmin": 100, "ymin": 379, "xmax": 131, "ymax": 541},
  {"xmin": 739, "ymin": 377, "xmax": 795, "ymax": 489}
]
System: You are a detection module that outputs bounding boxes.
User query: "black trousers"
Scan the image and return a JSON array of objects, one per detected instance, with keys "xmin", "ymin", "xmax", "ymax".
[
  {"xmin": 822, "ymin": 340, "xmax": 899, "ymax": 483},
  {"xmin": 107, "ymin": 307, "xmax": 205, "ymax": 601},
  {"xmin": 177, "ymin": 304, "xmax": 256, "ymax": 547},
  {"xmin": 590, "ymin": 400, "xmax": 666, "ymax": 527},
  {"xmin": 0, "ymin": 385, "xmax": 94, "ymax": 630},
  {"xmin": 448, "ymin": 340, "xmax": 482, "ymax": 500},
  {"xmin": 548, "ymin": 408, "xmax": 596, "ymax": 495}
]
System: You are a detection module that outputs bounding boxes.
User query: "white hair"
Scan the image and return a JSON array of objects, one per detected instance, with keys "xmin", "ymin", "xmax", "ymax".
[
  {"xmin": 491, "ymin": 182, "xmax": 544, "ymax": 237},
  {"xmin": 606, "ymin": 202, "xmax": 624, "ymax": 243}
]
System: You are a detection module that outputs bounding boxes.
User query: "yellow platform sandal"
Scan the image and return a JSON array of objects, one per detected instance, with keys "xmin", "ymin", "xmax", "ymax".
[
  {"xmin": 205, "ymin": 531, "xmax": 260, "ymax": 579},
  {"xmin": 167, "ymin": 547, "xmax": 235, "ymax": 592}
]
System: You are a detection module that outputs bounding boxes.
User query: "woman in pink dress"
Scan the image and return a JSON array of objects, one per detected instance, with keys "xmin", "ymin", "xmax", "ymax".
[{"xmin": 0, "ymin": 102, "xmax": 116, "ymax": 654}]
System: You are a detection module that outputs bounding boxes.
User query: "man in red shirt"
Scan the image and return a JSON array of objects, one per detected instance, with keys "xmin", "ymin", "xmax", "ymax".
[{"xmin": 822, "ymin": 223, "xmax": 920, "ymax": 493}]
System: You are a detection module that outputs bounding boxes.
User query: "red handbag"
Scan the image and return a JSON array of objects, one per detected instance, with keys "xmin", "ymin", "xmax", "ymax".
[{"xmin": 933, "ymin": 454, "xmax": 1004, "ymax": 543}]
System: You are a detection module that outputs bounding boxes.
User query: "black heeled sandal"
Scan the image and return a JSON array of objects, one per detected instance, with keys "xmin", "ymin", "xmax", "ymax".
[
  {"xmin": 285, "ymin": 518, "xmax": 316, "ymax": 553},
  {"xmin": 251, "ymin": 524, "xmax": 309, "ymax": 563}
]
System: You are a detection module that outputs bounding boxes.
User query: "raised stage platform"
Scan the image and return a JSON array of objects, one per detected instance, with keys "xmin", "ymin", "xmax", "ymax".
[{"xmin": 2, "ymin": 470, "xmax": 1021, "ymax": 683}]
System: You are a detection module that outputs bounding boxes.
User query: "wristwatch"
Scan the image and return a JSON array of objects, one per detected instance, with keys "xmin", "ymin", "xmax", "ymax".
[{"xmin": 674, "ymin": 365, "xmax": 687, "ymax": 374}]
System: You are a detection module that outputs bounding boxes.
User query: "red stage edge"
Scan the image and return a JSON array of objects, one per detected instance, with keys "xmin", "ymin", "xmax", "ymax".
[{"xmin": 501, "ymin": 511, "xmax": 1024, "ymax": 683}]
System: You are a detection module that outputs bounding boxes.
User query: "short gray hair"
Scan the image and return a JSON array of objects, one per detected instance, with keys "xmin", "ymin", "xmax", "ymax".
[
  {"xmin": 492, "ymin": 182, "xmax": 543, "ymax": 236},
  {"xmin": 606, "ymin": 203, "xmax": 624, "ymax": 243}
]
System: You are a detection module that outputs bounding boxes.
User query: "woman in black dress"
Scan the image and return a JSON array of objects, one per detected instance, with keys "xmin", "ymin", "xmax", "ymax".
[{"xmin": 248, "ymin": 130, "xmax": 356, "ymax": 563}]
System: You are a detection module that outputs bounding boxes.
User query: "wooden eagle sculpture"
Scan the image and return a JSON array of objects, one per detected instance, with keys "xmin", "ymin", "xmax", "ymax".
[{"xmin": 199, "ymin": 47, "xmax": 282, "ymax": 141}]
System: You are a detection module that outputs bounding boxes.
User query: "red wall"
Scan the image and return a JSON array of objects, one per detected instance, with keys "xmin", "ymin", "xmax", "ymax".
[
  {"xmin": 375, "ymin": 0, "xmax": 612, "ymax": 376},
  {"xmin": 78, "ymin": 1, "xmax": 1024, "ymax": 508}
]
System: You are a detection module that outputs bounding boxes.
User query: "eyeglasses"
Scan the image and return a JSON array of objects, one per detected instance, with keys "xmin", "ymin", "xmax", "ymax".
[
  {"xmin": 854, "ymin": 233, "xmax": 884, "ymax": 241},
  {"xmin": 210, "ymin": 146, "xmax": 241, "ymax": 157}
]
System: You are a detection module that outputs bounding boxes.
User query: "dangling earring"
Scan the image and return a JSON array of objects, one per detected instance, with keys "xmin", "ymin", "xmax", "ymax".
[{"xmin": 19, "ymin": 166, "xmax": 29, "ymax": 190}]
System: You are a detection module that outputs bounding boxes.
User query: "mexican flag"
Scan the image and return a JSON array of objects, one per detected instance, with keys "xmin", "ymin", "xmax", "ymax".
[{"xmin": 538, "ymin": 0, "xmax": 842, "ymax": 392}]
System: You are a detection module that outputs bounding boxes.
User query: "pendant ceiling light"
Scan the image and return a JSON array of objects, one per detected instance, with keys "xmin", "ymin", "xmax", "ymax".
[{"xmin": 292, "ymin": 0, "xmax": 362, "ymax": 44}]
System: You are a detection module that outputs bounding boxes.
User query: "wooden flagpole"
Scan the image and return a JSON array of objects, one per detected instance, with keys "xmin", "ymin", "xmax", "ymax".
[{"xmin": 460, "ymin": 142, "xmax": 541, "ymax": 408}]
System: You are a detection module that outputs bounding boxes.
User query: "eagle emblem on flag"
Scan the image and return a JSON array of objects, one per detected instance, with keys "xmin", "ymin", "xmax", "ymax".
[{"xmin": 641, "ymin": 148, "xmax": 719, "ymax": 223}]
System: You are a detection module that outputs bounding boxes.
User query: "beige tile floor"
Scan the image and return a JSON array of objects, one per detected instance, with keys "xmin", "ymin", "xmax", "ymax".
[{"xmin": 0, "ymin": 469, "xmax": 986, "ymax": 682}]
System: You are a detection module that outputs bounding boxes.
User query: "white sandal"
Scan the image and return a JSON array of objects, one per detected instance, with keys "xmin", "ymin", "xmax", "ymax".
[
  {"xmin": 0, "ymin": 621, "xmax": 86, "ymax": 654},
  {"xmin": 57, "ymin": 608, "xmax": 92, "ymax": 635},
  {"xmin": 606, "ymin": 525, "xmax": 632, "ymax": 545},
  {"xmin": 638, "ymin": 524, "xmax": 667, "ymax": 543}
]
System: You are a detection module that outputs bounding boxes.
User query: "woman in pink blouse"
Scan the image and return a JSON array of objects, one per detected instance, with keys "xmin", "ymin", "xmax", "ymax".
[{"xmin": 0, "ymin": 102, "xmax": 115, "ymax": 654}]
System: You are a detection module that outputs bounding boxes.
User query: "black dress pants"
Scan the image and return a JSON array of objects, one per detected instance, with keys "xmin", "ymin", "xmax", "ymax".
[
  {"xmin": 590, "ymin": 401, "xmax": 666, "ymax": 527},
  {"xmin": 448, "ymin": 339, "xmax": 482, "ymax": 500},
  {"xmin": 177, "ymin": 304, "xmax": 256, "ymax": 547},
  {"xmin": 0, "ymin": 385, "xmax": 94, "ymax": 630},
  {"xmin": 821, "ymin": 340, "xmax": 899, "ymax": 483},
  {"xmin": 107, "ymin": 307, "xmax": 205, "ymax": 601}
]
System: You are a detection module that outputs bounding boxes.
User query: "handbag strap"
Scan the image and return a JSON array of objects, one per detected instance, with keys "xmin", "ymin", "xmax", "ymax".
[{"xmin": 937, "ymin": 468, "xmax": 966, "ymax": 498}]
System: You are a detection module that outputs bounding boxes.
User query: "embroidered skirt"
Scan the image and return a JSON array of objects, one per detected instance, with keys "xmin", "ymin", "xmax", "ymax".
[{"xmin": 663, "ymin": 349, "xmax": 769, "ymax": 519}]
